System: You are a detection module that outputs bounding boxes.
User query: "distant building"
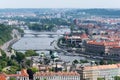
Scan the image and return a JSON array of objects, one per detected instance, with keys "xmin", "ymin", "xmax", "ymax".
[
  {"xmin": 77, "ymin": 64, "xmax": 120, "ymax": 80},
  {"xmin": 85, "ymin": 40, "xmax": 119, "ymax": 55},
  {"xmin": 33, "ymin": 71, "xmax": 80, "ymax": 80},
  {"xmin": 109, "ymin": 46, "xmax": 120, "ymax": 56},
  {"xmin": 6, "ymin": 69, "xmax": 29, "ymax": 80},
  {"xmin": 65, "ymin": 33, "xmax": 88, "ymax": 48}
]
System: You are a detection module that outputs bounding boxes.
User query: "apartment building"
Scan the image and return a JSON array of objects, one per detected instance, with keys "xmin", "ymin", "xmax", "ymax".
[
  {"xmin": 77, "ymin": 64, "xmax": 120, "ymax": 80},
  {"xmin": 33, "ymin": 71, "xmax": 80, "ymax": 80},
  {"xmin": 0, "ymin": 69, "xmax": 29, "ymax": 80},
  {"xmin": 109, "ymin": 46, "xmax": 120, "ymax": 56},
  {"xmin": 85, "ymin": 40, "xmax": 119, "ymax": 55}
]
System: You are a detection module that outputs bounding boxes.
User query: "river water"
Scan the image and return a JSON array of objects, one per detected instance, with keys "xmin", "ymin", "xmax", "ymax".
[
  {"xmin": 12, "ymin": 29, "xmax": 70, "ymax": 51},
  {"xmin": 12, "ymin": 29, "xmax": 92, "ymax": 63}
]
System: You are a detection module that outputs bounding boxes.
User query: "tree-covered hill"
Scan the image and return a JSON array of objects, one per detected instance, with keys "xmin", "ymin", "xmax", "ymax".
[{"xmin": 0, "ymin": 24, "xmax": 13, "ymax": 45}]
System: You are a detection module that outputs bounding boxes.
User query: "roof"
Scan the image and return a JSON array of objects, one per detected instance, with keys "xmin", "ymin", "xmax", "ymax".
[
  {"xmin": 7, "ymin": 69, "xmax": 29, "ymax": 77},
  {"xmin": 0, "ymin": 74, "xmax": 6, "ymax": 80},
  {"xmin": 81, "ymin": 33, "xmax": 88, "ymax": 39},
  {"xmin": 112, "ymin": 46, "xmax": 120, "ymax": 49},
  {"xmin": 81, "ymin": 64, "xmax": 120, "ymax": 71},
  {"xmin": 87, "ymin": 40, "xmax": 119, "ymax": 46},
  {"xmin": 34, "ymin": 72, "xmax": 80, "ymax": 76},
  {"xmin": 21, "ymin": 69, "xmax": 29, "ymax": 77}
]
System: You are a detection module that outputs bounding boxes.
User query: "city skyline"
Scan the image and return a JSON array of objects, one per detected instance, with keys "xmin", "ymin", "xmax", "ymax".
[{"xmin": 0, "ymin": 0, "xmax": 120, "ymax": 9}]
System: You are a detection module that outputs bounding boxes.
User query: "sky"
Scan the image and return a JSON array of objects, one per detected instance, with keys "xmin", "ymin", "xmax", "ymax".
[{"xmin": 0, "ymin": 0, "xmax": 120, "ymax": 8}]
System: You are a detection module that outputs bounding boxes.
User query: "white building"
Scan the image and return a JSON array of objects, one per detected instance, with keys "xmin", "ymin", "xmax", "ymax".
[{"xmin": 33, "ymin": 72, "xmax": 80, "ymax": 80}]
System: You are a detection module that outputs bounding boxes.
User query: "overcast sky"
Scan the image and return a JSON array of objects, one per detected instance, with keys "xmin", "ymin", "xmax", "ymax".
[{"xmin": 0, "ymin": 0, "xmax": 120, "ymax": 8}]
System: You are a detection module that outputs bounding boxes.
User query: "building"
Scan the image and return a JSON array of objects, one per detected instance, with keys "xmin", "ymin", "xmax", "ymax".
[
  {"xmin": 33, "ymin": 72, "xmax": 80, "ymax": 80},
  {"xmin": 109, "ymin": 46, "xmax": 120, "ymax": 56},
  {"xmin": 85, "ymin": 40, "xmax": 119, "ymax": 55},
  {"xmin": 65, "ymin": 33, "xmax": 88, "ymax": 48},
  {"xmin": 77, "ymin": 64, "xmax": 120, "ymax": 80},
  {"xmin": 0, "ymin": 74, "xmax": 6, "ymax": 80},
  {"xmin": 0, "ymin": 69, "xmax": 29, "ymax": 80}
]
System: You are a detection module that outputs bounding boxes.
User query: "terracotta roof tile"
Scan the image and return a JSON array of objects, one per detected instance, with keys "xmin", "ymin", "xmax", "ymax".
[
  {"xmin": 0, "ymin": 74, "xmax": 6, "ymax": 80},
  {"xmin": 34, "ymin": 72, "xmax": 80, "ymax": 76},
  {"xmin": 83, "ymin": 64, "xmax": 120, "ymax": 71}
]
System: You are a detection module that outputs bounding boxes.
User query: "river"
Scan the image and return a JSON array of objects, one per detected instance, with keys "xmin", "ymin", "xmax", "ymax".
[
  {"xmin": 12, "ymin": 29, "xmax": 70, "ymax": 52},
  {"xmin": 12, "ymin": 29, "xmax": 99, "ymax": 63}
]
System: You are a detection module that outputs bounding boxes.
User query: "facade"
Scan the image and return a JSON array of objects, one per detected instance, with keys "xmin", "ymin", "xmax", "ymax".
[
  {"xmin": 77, "ymin": 64, "xmax": 120, "ymax": 80},
  {"xmin": 85, "ymin": 40, "xmax": 119, "ymax": 55},
  {"xmin": 65, "ymin": 33, "xmax": 88, "ymax": 48},
  {"xmin": 33, "ymin": 72, "xmax": 80, "ymax": 80},
  {"xmin": 109, "ymin": 46, "xmax": 120, "ymax": 56}
]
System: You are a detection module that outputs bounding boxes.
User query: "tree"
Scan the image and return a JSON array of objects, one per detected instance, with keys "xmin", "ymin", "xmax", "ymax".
[
  {"xmin": 43, "ymin": 78, "xmax": 47, "ymax": 80},
  {"xmin": 97, "ymin": 77, "xmax": 105, "ymax": 80},
  {"xmin": 25, "ymin": 50, "xmax": 38, "ymax": 57},
  {"xmin": 7, "ymin": 59, "xmax": 18, "ymax": 66},
  {"xmin": 15, "ymin": 52, "xmax": 25, "ymax": 63},
  {"xmin": 80, "ymin": 60, "xmax": 88, "ymax": 63},
  {"xmin": 114, "ymin": 76, "xmax": 120, "ymax": 80},
  {"xmin": 30, "ymin": 67, "xmax": 39, "ymax": 74},
  {"xmin": 0, "ymin": 61, "xmax": 7, "ymax": 68},
  {"xmin": 73, "ymin": 59, "xmax": 79, "ymax": 64},
  {"xmin": 26, "ymin": 59, "xmax": 31, "ymax": 67},
  {"xmin": 99, "ymin": 59, "xmax": 105, "ymax": 65},
  {"xmin": 11, "ymin": 55, "xmax": 16, "ymax": 60},
  {"xmin": 0, "ymin": 49, "xmax": 6, "ymax": 58},
  {"xmin": 5, "ymin": 66, "xmax": 19, "ymax": 74},
  {"xmin": 9, "ymin": 77, "xmax": 16, "ymax": 80}
]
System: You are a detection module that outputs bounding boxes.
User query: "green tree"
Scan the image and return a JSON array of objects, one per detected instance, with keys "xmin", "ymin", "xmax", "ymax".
[
  {"xmin": 0, "ymin": 61, "xmax": 7, "ymax": 68},
  {"xmin": 15, "ymin": 52, "xmax": 25, "ymax": 63},
  {"xmin": 99, "ymin": 59, "xmax": 105, "ymax": 65},
  {"xmin": 97, "ymin": 77, "xmax": 105, "ymax": 80},
  {"xmin": 9, "ymin": 77, "xmax": 16, "ymax": 80},
  {"xmin": 114, "ymin": 76, "xmax": 120, "ymax": 80},
  {"xmin": 73, "ymin": 59, "xmax": 79, "ymax": 64},
  {"xmin": 0, "ymin": 49, "xmax": 6, "ymax": 58},
  {"xmin": 26, "ymin": 59, "xmax": 31, "ymax": 67},
  {"xmin": 11, "ymin": 55, "xmax": 16, "ymax": 60},
  {"xmin": 25, "ymin": 50, "xmax": 38, "ymax": 57},
  {"xmin": 43, "ymin": 78, "xmax": 47, "ymax": 80},
  {"xmin": 30, "ymin": 67, "xmax": 39, "ymax": 74},
  {"xmin": 80, "ymin": 60, "xmax": 89, "ymax": 63}
]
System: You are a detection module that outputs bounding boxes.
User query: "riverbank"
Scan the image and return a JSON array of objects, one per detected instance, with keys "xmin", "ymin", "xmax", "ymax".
[{"xmin": 0, "ymin": 29, "xmax": 21, "ymax": 57}]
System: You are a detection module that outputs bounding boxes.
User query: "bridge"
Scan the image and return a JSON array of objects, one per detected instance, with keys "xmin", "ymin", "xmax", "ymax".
[
  {"xmin": 22, "ymin": 32, "xmax": 64, "ymax": 37},
  {"xmin": 22, "ymin": 32, "xmax": 64, "ymax": 35}
]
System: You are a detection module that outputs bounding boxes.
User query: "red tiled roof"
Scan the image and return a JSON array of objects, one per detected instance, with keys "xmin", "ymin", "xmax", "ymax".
[
  {"xmin": 81, "ymin": 33, "xmax": 88, "ymax": 39},
  {"xmin": 0, "ymin": 74, "xmax": 6, "ymax": 80},
  {"xmin": 87, "ymin": 40, "xmax": 119, "ymax": 46},
  {"xmin": 21, "ymin": 69, "xmax": 29, "ymax": 77},
  {"xmin": 34, "ymin": 72, "xmax": 80, "ymax": 76},
  {"xmin": 82, "ymin": 64, "xmax": 120, "ymax": 71},
  {"xmin": 7, "ymin": 69, "xmax": 29, "ymax": 77},
  {"xmin": 112, "ymin": 46, "xmax": 120, "ymax": 49}
]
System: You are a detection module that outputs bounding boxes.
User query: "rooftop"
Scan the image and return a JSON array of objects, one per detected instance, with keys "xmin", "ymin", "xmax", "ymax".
[
  {"xmin": 81, "ymin": 64, "xmax": 120, "ymax": 71},
  {"xmin": 87, "ymin": 40, "xmax": 119, "ymax": 46},
  {"xmin": 34, "ymin": 72, "xmax": 80, "ymax": 76}
]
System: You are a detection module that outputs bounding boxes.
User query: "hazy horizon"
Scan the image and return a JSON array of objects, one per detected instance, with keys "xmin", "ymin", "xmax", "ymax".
[{"xmin": 0, "ymin": 0, "xmax": 120, "ymax": 9}]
